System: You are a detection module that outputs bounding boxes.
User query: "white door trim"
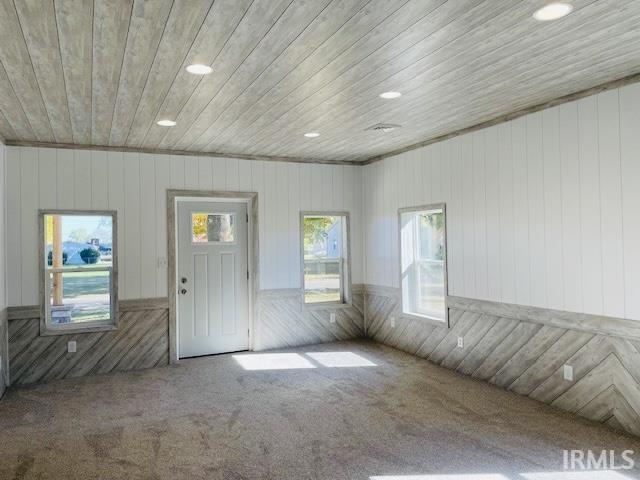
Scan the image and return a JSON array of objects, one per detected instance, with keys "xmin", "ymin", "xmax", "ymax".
[{"xmin": 167, "ymin": 190, "xmax": 259, "ymax": 364}]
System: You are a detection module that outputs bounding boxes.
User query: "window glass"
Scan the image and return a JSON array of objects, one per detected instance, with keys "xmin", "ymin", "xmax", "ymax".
[
  {"xmin": 400, "ymin": 206, "xmax": 447, "ymax": 322},
  {"xmin": 44, "ymin": 214, "xmax": 113, "ymax": 268},
  {"xmin": 192, "ymin": 213, "xmax": 235, "ymax": 243},
  {"xmin": 43, "ymin": 213, "xmax": 115, "ymax": 331},
  {"xmin": 45, "ymin": 270, "xmax": 112, "ymax": 325},
  {"xmin": 302, "ymin": 215, "xmax": 347, "ymax": 304}
]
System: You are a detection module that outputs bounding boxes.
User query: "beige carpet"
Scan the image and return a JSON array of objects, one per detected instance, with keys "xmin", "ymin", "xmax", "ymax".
[{"xmin": 0, "ymin": 339, "xmax": 639, "ymax": 480}]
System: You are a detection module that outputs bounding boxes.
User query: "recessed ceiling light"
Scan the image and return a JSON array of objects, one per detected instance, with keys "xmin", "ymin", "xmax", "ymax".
[
  {"xmin": 304, "ymin": 132, "xmax": 320, "ymax": 138},
  {"xmin": 157, "ymin": 119, "xmax": 176, "ymax": 127},
  {"xmin": 379, "ymin": 91, "xmax": 402, "ymax": 99},
  {"xmin": 533, "ymin": 2, "xmax": 573, "ymax": 21},
  {"xmin": 186, "ymin": 64, "xmax": 213, "ymax": 75}
]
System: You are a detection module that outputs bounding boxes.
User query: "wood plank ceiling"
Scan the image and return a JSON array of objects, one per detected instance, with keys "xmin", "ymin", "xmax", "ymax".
[{"xmin": 0, "ymin": 0, "xmax": 639, "ymax": 163}]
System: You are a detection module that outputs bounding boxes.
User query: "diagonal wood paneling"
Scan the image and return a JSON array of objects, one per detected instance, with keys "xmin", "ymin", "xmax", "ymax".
[
  {"xmin": 5, "ymin": 289, "xmax": 364, "ymax": 386},
  {"xmin": 365, "ymin": 286, "xmax": 640, "ymax": 438},
  {"xmin": 8, "ymin": 306, "xmax": 169, "ymax": 386},
  {"xmin": 254, "ymin": 289, "xmax": 364, "ymax": 351},
  {"xmin": 0, "ymin": 1, "xmax": 639, "ymax": 161},
  {"xmin": 0, "ymin": 309, "xmax": 7, "ymax": 398}
]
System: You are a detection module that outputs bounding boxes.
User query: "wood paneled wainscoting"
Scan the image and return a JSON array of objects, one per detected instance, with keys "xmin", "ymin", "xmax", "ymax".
[
  {"xmin": 7, "ymin": 299, "xmax": 169, "ymax": 386},
  {"xmin": 253, "ymin": 287, "xmax": 365, "ymax": 351},
  {"xmin": 364, "ymin": 285, "xmax": 640, "ymax": 437},
  {"xmin": 5, "ymin": 289, "xmax": 366, "ymax": 387},
  {"xmin": 0, "ymin": 309, "xmax": 8, "ymax": 398}
]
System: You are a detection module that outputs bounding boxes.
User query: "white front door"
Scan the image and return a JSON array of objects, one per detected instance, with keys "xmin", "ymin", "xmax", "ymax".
[{"xmin": 177, "ymin": 200, "xmax": 249, "ymax": 358}]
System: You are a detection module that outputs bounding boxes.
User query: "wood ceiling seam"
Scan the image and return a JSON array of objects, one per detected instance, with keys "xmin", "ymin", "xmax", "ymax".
[
  {"xmin": 227, "ymin": 0, "xmax": 448, "ymax": 155},
  {"xmin": 89, "ymin": 0, "xmax": 94, "ymax": 142},
  {"xmin": 138, "ymin": 0, "xmax": 255, "ymax": 149},
  {"xmin": 0, "ymin": 109, "xmax": 17, "ymax": 141},
  {"xmin": 182, "ymin": 0, "xmax": 348, "ymax": 151},
  {"xmin": 110, "ymin": 0, "xmax": 177, "ymax": 146},
  {"xmin": 1, "ymin": 1, "xmax": 638, "ymax": 162},
  {"xmin": 56, "ymin": 0, "xmax": 95, "ymax": 144},
  {"xmin": 234, "ymin": 0, "xmax": 491, "ymax": 155},
  {"xmin": 14, "ymin": 0, "xmax": 75, "ymax": 143},
  {"xmin": 51, "ymin": 0, "xmax": 76, "ymax": 144},
  {"xmin": 104, "ymin": 0, "xmax": 135, "ymax": 149},
  {"xmin": 262, "ymin": 2, "xmax": 616, "ymax": 158},
  {"xmin": 132, "ymin": 1, "xmax": 247, "ymax": 148},
  {"xmin": 197, "ymin": 0, "xmax": 380, "ymax": 152},
  {"xmin": 285, "ymin": 0, "xmax": 621, "ymax": 158},
  {"xmin": 154, "ymin": 0, "xmax": 296, "ymax": 150},
  {"xmin": 252, "ymin": 0, "xmax": 591, "ymax": 158},
  {"xmin": 123, "ymin": 0, "xmax": 217, "ymax": 146},
  {"xmin": 108, "ymin": 0, "xmax": 175, "ymax": 145},
  {"xmin": 170, "ymin": 0, "xmax": 325, "ymax": 151},
  {"xmin": 5, "ymin": 0, "xmax": 55, "ymax": 142},
  {"xmin": 91, "ymin": 0, "xmax": 134, "ymax": 144},
  {"xmin": 193, "ymin": 0, "xmax": 415, "ymax": 152},
  {"xmin": 339, "ymin": 13, "xmax": 640, "ymax": 159},
  {"xmin": 0, "ymin": 62, "xmax": 34, "ymax": 140}
]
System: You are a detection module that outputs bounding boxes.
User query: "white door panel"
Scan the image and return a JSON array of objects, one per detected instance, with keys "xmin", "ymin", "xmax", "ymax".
[{"xmin": 177, "ymin": 200, "xmax": 249, "ymax": 358}]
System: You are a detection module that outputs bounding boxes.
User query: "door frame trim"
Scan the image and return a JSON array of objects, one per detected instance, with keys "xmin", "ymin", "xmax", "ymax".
[{"xmin": 167, "ymin": 190, "xmax": 259, "ymax": 364}]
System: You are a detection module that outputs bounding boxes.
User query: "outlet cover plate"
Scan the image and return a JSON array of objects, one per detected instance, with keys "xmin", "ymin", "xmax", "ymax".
[
  {"xmin": 68, "ymin": 341, "xmax": 77, "ymax": 353},
  {"xmin": 563, "ymin": 365, "xmax": 573, "ymax": 381},
  {"xmin": 457, "ymin": 337, "xmax": 464, "ymax": 349}
]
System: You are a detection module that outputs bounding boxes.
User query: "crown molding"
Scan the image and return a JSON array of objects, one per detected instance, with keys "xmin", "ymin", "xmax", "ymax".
[
  {"xmin": 2, "ymin": 140, "xmax": 356, "ymax": 166},
  {"xmin": 5, "ymin": 72, "xmax": 640, "ymax": 167},
  {"xmin": 360, "ymin": 71, "xmax": 640, "ymax": 165}
]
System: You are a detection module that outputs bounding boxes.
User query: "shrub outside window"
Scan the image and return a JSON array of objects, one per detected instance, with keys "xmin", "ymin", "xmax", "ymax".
[
  {"xmin": 40, "ymin": 211, "xmax": 118, "ymax": 335},
  {"xmin": 399, "ymin": 204, "xmax": 448, "ymax": 324}
]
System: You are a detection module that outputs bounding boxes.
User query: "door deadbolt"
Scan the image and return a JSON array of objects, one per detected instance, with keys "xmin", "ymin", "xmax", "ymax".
[{"xmin": 181, "ymin": 277, "xmax": 187, "ymax": 284}]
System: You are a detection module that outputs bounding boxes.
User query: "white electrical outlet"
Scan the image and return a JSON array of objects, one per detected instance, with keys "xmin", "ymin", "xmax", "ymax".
[
  {"xmin": 329, "ymin": 312, "xmax": 336, "ymax": 324},
  {"xmin": 390, "ymin": 316, "xmax": 395, "ymax": 328},
  {"xmin": 563, "ymin": 365, "xmax": 573, "ymax": 381},
  {"xmin": 157, "ymin": 257, "xmax": 168, "ymax": 268},
  {"xmin": 457, "ymin": 337, "xmax": 464, "ymax": 349},
  {"xmin": 68, "ymin": 341, "xmax": 77, "ymax": 353}
]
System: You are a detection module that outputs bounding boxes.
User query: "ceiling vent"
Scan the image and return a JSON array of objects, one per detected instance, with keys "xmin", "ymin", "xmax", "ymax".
[{"xmin": 365, "ymin": 123, "xmax": 401, "ymax": 132}]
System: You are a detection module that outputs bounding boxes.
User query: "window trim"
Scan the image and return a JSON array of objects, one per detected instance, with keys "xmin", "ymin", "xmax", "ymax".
[
  {"xmin": 39, "ymin": 209, "xmax": 119, "ymax": 336},
  {"xmin": 398, "ymin": 203, "xmax": 449, "ymax": 327},
  {"xmin": 300, "ymin": 211, "xmax": 351, "ymax": 308}
]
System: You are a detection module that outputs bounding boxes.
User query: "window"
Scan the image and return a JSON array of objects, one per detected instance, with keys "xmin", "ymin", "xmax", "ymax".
[
  {"xmin": 192, "ymin": 212, "xmax": 235, "ymax": 243},
  {"xmin": 399, "ymin": 204, "xmax": 448, "ymax": 323},
  {"xmin": 41, "ymin": 211, "xmax": 117, "ymax": 334},
  {"xmin": 301, "ymin": 213, "xmax": 349, "ymax": 304}
]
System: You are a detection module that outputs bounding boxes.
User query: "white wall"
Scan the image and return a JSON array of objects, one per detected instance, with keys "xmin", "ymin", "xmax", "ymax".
[
  {"xmin": 0, "ymin": 138, "xmax": 7, "ymax": 392},
  {"xmin": 5, "ymin": 149, "xmax": 363, "ymax": 305},
  {"xmin": 6, "ymin": 82, "xmax": 640, "ymax": 322},
  {"xmin": 0, "ymin": 140, "xmax": 6, "ymax": 312},
  {"xmin": 364, "ymin": 82, "xmax": 640, "ymax": 321}
]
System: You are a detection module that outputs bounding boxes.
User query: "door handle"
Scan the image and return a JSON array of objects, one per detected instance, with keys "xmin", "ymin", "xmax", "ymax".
[{"xmin": 180, "ymin": 288, "xmax": 187, "ymax": 295}]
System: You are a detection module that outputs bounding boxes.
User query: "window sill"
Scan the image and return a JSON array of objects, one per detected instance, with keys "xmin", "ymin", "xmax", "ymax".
[
  {"xmin": 303, "ymin": 300, "xmax": 353, "ymax": 311},
  {"xmin": 400, "ymin": 311, "xmax": 449, "ymax": 328},
  {"xmin": 40, "ymin": 322, "xmax": 118, "ymax": 337}
]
